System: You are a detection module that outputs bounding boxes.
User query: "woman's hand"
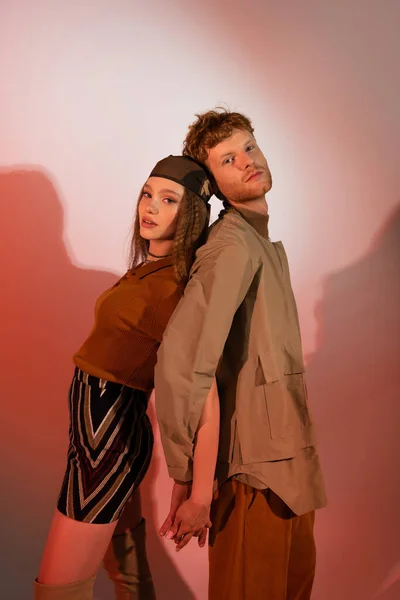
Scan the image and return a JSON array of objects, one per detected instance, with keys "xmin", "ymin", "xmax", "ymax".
[
  {"xmin": 168, "ymin": 497, "xmax": 212, "ymax": 552},
  {"xmin": 159, "ymin": 480, "xmax": 191, "ymax": 539}
]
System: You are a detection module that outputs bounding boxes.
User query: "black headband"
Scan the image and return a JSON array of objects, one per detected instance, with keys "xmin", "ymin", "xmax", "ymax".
[{"xmin": 149, "ymin": 155, "xmax": 213, "ymax": 204}]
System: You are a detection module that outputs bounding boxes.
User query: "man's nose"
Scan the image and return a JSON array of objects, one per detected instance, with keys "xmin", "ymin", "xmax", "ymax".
[{"xmin": 237, "ymin": 152, "xmax": 254, "ymax": 170}]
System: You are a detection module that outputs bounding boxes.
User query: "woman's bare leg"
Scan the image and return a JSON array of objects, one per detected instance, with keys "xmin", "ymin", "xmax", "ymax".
[{"xmin": 38, "ymin": 509, "xmax": 118, "ymax": 585}]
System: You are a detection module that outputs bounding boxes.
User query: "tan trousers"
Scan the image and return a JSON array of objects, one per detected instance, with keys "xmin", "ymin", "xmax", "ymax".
[{"xmin": 209, "ymin": 479, "xmax": 316, "ymax": 600}]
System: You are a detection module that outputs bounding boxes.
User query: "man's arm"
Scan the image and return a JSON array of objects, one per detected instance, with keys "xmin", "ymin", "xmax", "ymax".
[{"xmin": 154, "ymin": 231, "xmax": 254, "ymax": 482}]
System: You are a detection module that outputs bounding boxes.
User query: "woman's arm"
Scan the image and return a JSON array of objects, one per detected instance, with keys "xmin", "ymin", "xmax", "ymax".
[
  {"xmin": 191, "ymin": 378, "xmax": 220, "ymax": 505},
  {"xmin": 160, "ymin": 379, "xmax": 220, "ymax": 550}
]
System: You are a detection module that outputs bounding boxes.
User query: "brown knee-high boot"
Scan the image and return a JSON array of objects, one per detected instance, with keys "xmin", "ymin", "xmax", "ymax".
[
  {"xmin": 103, "ymin": 518, "xmax": 156, "ymax": 599},
  {"xmin": 33, "ymin": 576, "xmax": 95, "ymax": 599}
]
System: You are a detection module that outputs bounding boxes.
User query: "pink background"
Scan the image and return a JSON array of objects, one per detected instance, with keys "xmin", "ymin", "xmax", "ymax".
[{"xmin": 0, "ymin": 1, "xmax": 399, "ymax": 598}]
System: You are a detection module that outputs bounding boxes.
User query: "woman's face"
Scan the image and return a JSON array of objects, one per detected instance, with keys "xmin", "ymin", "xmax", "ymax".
[{"xmin": 138, "ymin": 176, "xmax": 185, "ymax": 241}]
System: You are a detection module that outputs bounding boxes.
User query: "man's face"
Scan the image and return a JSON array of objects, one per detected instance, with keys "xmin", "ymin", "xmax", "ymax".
[{"xmin": 207, "ymin": 129, "xmax": 272, "ymax": 203}]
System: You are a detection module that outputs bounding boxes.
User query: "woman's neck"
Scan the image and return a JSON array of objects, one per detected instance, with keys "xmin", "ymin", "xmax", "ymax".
[{"xmin": 147, "ymin": 240, "xmax": 173, "ymax": 259}]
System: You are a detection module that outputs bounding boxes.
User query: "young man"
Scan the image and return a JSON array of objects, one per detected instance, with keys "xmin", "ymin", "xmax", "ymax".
[{"xmin": 155, "ymin": 109, "xmax": 327, "ymax": 599}]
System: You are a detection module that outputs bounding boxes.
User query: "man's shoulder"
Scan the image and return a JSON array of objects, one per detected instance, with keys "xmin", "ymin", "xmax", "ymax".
[
  {"xmin": 207, "ymin": 211, "xmax": 250, "ymax": 246},
  {"xmin": 191, "ymin": 213, "xmax": 254, "ymax": 273}
]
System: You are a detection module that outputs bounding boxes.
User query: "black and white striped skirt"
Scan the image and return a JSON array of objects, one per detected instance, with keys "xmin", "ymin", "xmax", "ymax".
[{"xmin": 57, "ymin": 368, "xmax": 153, "ymax": 524}]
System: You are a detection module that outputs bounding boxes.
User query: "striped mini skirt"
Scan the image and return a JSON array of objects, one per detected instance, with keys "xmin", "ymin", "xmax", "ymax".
[{"xmin": 57, "ymin": 368, "xmax": 153, "ymax": 524}]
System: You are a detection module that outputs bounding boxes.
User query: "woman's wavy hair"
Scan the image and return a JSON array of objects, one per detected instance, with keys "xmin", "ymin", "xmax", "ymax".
[{"xmin": 129, "ymin": 188, "xmax": 210, "ymax": 286}]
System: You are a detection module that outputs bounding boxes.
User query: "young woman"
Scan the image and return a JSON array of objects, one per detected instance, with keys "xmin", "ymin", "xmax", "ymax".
[{"xmin": 34, "ymin": 156, "xmax": 216, "ymax": 599}]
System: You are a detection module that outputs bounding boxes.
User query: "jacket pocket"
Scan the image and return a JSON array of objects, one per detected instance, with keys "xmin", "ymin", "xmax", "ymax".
[{"xmin": 258, "ymin": 354, "xmax": 309, "ymax": 440}]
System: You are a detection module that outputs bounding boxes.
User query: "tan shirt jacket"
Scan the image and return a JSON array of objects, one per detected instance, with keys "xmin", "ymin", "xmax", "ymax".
[{"xmin": 155, "ymin": 207, "xmax": 327, "ymax": 515}]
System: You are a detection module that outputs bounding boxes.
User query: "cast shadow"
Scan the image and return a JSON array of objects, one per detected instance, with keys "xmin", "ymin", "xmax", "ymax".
[
  {"xmin": 0, "ymin": 167, "xmax": 193, "ymax": 600},
  {"xmin": 305, "ymin": 205, "xmax": 400, "ymax": 600}
]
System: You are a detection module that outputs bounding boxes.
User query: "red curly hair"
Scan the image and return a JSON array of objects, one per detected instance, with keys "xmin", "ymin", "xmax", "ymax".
[{"xmin": 182, "ymin": 107, "xmax": 254, "ymax": 165}]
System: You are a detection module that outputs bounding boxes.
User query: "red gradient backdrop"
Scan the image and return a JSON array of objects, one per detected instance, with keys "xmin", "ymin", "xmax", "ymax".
[{"xmin": 0, "ymin": 2, "xmax": 399, "ymax": 599}]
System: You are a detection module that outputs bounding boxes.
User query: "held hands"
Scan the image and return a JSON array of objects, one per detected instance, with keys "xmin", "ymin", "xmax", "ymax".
[
  {"xmin": 159, "ymin": 480, "xmax": 191, "ymax": 538},
  {"xmin": 166, "ymin": 497, "xmax": 211, "ymax": 551},
  {"xmin": 159, "ymin": 481, "xmax": 212, "ymax": 552}
]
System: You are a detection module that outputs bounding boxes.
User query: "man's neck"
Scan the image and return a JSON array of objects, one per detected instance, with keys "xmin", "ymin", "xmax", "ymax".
[{"xmin": 229, "ymin": 196, "xmax": 269, "ymax": 216}]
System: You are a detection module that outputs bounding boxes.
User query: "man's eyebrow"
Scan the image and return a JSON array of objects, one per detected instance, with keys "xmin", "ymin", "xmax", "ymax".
[
  {"xmin": 219, "ymin": 138, "xmax": 256, "ymax": 160},
  {"xmin": 220, "ymin": 150, "xmax": 235, "ymax": 159},
  {"xmin": 243, "ymin": 137, "xmax": 256, "ymax": 147}
]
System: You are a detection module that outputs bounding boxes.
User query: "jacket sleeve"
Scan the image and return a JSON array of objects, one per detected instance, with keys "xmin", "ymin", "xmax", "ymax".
[{"xmin": 154, "ymin": 232, "xmax": 254, "ymax": 481}]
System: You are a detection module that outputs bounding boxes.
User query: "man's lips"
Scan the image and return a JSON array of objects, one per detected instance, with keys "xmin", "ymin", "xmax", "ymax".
[
  {"xmin": 141, "ymin": 217, "xmax": 157, "ymax": 228},
  {"xmin": 246, "ymin": 170, "xmax": 263, "ymax": 183}
]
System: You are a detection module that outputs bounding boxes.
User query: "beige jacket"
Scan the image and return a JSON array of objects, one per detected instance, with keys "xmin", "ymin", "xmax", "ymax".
[{"xmin": 155, "ymin": 206, "xmax": 327, "ymax": 515}]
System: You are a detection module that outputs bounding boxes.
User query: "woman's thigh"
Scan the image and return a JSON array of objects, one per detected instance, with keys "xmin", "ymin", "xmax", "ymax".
[{"xmin": 38, "ymin": 509, "xmax": 118, "ymax": 584}]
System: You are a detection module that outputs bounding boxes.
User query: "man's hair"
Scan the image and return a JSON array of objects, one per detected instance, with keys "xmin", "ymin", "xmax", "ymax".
[
  {"xmin": 129, "ymin": 189, "xmax": 210, "ymax": 285},
  {"xmin": 183, "ymin": 107, "xmax": 254, "ymax": 164}
]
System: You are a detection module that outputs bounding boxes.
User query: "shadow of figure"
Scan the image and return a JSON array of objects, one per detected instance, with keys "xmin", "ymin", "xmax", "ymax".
[
  {"xmin": 0, "ymin": 167, "xmax": 194, "ymax": 600},
  {"xmin": 305, "ymin": 205, "xmax": 400, "ymax": 600}
]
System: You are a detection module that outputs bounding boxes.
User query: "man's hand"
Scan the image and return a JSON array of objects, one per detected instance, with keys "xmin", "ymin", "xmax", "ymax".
[
  {"xmin": 166, "ymin": 498, "xmax": 212, "ymax": 552},
  {"xmin": 159, "ymin": 481, "xmax": 191, "ymax": 539}
]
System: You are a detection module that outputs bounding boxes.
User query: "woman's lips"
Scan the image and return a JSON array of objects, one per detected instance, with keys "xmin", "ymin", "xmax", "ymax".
[{"xmin": 141, "ymin": 218, "xmax": 157, "ymax": 228}]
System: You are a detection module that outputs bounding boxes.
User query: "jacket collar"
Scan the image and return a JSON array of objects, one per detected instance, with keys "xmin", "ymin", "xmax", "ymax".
[{"xmin": 220, "ymin": 205, "xmax": 270, "ymax": 239}]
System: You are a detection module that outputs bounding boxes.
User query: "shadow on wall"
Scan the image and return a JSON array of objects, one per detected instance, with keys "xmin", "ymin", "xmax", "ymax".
[
  {"xmin": 306, "ymin": 205, "xmax": 400, "ymax": 600},
  {"xmin": 0, "ymin": 168, "xmax": 194, "ymax": 600}
]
